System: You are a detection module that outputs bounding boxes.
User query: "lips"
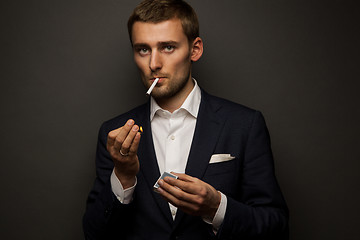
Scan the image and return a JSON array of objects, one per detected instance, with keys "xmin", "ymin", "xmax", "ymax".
[{"xmin": 150, "ymin": 77, "xmax": 164, "ymax": 83}]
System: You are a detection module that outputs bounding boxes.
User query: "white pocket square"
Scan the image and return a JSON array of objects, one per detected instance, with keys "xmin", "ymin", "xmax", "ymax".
[{"xmin": 209, "ymin": 154, "xmax": 235, "ymax": 164}]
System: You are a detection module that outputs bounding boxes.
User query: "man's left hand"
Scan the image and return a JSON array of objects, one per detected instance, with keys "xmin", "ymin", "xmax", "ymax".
[{"xmin": 157, "ymin": 173, "xmax": 221, "ymax": 220}]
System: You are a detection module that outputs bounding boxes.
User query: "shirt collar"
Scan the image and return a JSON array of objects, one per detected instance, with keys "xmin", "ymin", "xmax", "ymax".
[{"xmin": 150, "ymin": 78, "xmax": 201, "ymax": 121}]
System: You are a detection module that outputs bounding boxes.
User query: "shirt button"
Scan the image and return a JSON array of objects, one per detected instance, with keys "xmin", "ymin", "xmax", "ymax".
[
  {"xmin": 170, "ymin": 135, "xmax": 175, "ymax": 140},
  {"xmin": 171, "ymin": 209, "xmax": 176, "ymax": 216}
]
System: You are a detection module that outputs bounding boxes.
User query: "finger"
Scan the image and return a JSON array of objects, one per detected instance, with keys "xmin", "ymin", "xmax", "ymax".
[
  {"xmin": 120, "ymin": 125, "xmax": 139, "ymax": 155},
  {"xmin": 107, "ymin": 128, "xmax": 125, "ymax": 157},
  {"xmin": 128, "ymin": 131, "xmax": 141, "ymax": 156},
  {"xmin": 159, "ymin": 179, "xmax": 196, "ymax": 202},
  {"xmin": 170, "ymin": 172, "xmax": 196, "ymax": 182},
  {"xmin": 165, "ymin": 174, "xmax": 199, "ymax": 194},
  {"xmin": 158, "ymin": 186, "xmax": 195, "ymax": 212},
  {"xmin": 159, "ymin": 180, "xmax": 193, "ymax": 206},
  {"xmin": 113, "ymin": 119, "xmax": 135, "ymax": 151},
  {"xmin": 107, "ymin": 127, "xmax": 122, "ymax": 149}
]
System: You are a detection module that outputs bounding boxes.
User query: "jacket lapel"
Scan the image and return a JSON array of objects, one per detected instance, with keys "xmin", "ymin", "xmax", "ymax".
[{"xmin": 185, "ymin": 90, "xmax": 224, "ymax": 179}]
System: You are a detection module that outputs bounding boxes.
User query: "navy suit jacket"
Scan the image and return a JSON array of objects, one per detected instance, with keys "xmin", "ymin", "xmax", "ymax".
[{"xmin": 83, "ymin": 90, "xmax": 289, "ymax": 240}]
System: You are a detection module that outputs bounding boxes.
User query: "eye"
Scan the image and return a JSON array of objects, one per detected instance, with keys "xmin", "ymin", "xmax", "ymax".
[
  {"xmin": 163, "ymin": 45, "xmax": 175, "ymax": 53},
  {"xmin": 136, "ymin": 48, "xmax": 150, "ymax": 56}
]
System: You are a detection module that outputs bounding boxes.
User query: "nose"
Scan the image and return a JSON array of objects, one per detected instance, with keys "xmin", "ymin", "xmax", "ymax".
[{"xmin": 149, "ymin": 50, "xmax": 162, "ymax": 72}]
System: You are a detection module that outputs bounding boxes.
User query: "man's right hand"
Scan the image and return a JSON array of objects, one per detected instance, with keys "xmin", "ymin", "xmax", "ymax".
[{"xmin": 107, "ymin": 119, "xmax": 141, "ymax": 189}]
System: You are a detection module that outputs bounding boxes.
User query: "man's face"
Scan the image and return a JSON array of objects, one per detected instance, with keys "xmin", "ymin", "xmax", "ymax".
[{"xmin": 131, "ymin": 18, "xmax": 195, "ymax": 100}]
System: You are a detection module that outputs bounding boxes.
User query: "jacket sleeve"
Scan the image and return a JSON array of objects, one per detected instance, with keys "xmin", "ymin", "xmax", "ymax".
[
  {"xmin": 218, "ymin": 111, "xmax": 289, "ymax": 239},
  {"xmin": 82, "ymin": 122, "xmax": 135, "ymax": 240}
]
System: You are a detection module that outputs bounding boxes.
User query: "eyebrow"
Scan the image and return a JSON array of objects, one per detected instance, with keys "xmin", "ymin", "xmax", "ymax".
[
  {"xmin": 133, "ymin": 41, "xmax": 179, "ymax": 49},
  {"xmin": 158, "ymin": 41, "xmax": 179, "ymax": 46}
]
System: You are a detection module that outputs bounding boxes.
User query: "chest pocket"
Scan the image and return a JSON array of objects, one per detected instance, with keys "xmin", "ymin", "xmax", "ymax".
[
  {"xmin": 205, "ymin": 159, "xmax": 237, "ymax": 176},
  {"xmin": 202, "ymin": 159, "xmax": 240, "ymax": 195}
]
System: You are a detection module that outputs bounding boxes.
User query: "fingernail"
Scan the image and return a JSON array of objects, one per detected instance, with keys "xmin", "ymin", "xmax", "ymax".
[
  {"xmin": 132, "ymin": 125, "xmax": 139, "ymax": 132},
  {"xmin": 127, "ymin": 119, "xmax": 134, "ymax": 125},
  {"xmin": 135, "ymin": 132, "xmax": 141, "ymax": 139}
]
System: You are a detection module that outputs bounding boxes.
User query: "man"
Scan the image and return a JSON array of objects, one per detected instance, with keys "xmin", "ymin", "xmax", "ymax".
[{"xmin": 83, "ymin": 0, "xmax": 289, "ymax": 239}]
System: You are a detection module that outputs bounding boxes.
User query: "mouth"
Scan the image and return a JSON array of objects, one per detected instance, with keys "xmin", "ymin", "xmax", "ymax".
[
  {"xmin": 150, "ymin": 77, "xmax": 165, "ymax": 83},
  {"xmin": 146, "ymin": 77, "xmax": 160, "ymax": 96}
]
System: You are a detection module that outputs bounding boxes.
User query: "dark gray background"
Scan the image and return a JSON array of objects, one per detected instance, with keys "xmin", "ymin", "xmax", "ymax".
[{"xmin": 1, "ymin": 0, "xmax": 359, "ymax": 239}]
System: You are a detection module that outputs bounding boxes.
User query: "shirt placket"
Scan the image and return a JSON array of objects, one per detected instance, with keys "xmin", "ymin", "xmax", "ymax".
[
  {"xmin": 164, "ymin": 112, "xmax": 185, "ymax": 220},
  {"xmin": 165, "ymin": 114, "xmax": 183, "ymax": 173}
]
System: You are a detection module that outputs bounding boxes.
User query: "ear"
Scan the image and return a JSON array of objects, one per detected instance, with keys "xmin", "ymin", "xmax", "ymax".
[{"xmin": 190, "ymin": 37, "xmax": 203, "ymax": 62}]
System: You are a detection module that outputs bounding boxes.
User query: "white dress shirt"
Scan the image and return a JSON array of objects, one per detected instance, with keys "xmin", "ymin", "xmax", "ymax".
[{"xmin": 110, "ymin": 80, "xmax": 227, "ymax": 231}]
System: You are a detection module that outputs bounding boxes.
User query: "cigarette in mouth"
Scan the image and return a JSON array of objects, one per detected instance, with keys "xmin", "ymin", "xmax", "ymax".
[{"xmin": 146, "ymin": 78, "xmax": 159, "ymax": 95}]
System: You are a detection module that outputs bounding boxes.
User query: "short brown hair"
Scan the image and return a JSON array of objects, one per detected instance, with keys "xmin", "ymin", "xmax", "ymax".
[{"xmin": 128, "ymin": 0, "xmax": 199, "ymax": 44}]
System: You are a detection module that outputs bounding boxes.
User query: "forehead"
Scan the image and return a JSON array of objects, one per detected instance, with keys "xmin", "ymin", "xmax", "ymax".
[{"xmin": 131, "ymin": 18, "xmax": 188, "ymax": 45}]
